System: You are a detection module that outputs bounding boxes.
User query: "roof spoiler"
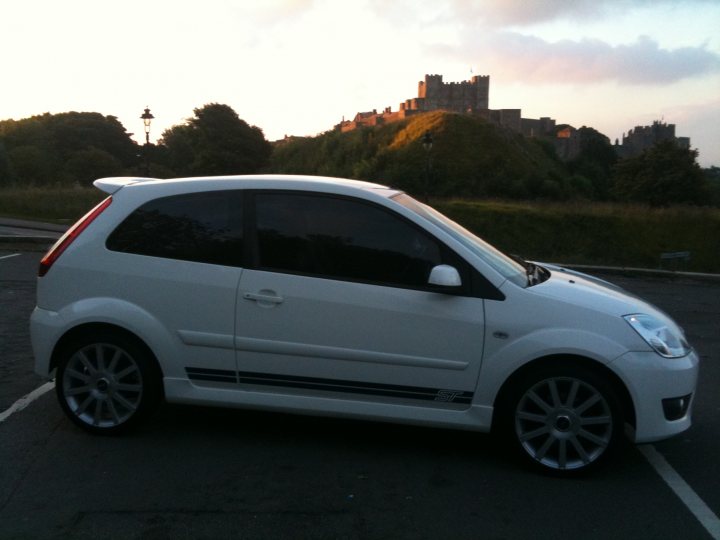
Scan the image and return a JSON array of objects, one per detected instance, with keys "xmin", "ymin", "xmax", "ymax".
[{"xmin": 93, "ymin": 177, "xmax": 156, "ymax": 194}]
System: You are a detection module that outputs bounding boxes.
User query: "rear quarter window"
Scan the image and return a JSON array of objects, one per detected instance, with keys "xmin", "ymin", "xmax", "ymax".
[{"xmin": 106, "ymin": 190, "xmax": 243, "ymax": 267}]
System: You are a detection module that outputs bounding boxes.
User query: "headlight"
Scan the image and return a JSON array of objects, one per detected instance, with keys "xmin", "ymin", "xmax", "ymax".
[{"xmin": 623, "ymin": 314, "xmax": 691, "ymax": 358}]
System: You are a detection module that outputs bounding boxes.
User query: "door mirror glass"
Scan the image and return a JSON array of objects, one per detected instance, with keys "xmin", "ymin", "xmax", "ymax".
[{"xmin": 428, "ymin": 265, "xmax": 462, "ymax": 287}]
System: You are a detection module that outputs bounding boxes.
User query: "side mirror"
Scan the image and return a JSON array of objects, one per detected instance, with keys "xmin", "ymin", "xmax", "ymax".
[{"xmin": 428, "ymin": 265, "xmax": 462, "ymax": 288}]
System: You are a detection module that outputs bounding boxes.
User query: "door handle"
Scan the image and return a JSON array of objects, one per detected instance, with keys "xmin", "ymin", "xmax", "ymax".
[{"xmin": 243, "ymin": 292, "xmax": 284, "ymax": 305}]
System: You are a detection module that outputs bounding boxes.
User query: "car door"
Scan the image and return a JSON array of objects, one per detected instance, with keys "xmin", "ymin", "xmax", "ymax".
[
  {"xmin": 105, "ymin": 190, "xmax": 244, "ymax": 382},
  {"xmin": 234, "ymin": 191, "xmax": 486, "ymax": 407}
]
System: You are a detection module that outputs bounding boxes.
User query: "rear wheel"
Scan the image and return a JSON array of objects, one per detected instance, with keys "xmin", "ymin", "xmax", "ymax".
[
  {"xmin": 503, "ymin": 365, "xmax": 624, "ymax": 474},
  {"xmin": 55, "ymin": 332, "xmax": 161, "ymax": 434}
]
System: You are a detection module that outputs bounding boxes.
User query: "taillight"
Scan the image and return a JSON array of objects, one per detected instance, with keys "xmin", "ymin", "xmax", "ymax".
[{"xmin": 38, "ymin": 196, "xmax": 113, "ymax": 277}]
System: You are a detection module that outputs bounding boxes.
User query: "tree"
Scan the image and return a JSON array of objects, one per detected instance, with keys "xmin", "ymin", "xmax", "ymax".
[
  {"xmin": 0, "ymin": 112, "xmax": 139, "ymax": 185},
  {"xmin": 63, "ymin": 147, "xmax": 124, "ymax": 186},
  {"xmin": 0, "ymin": 140, "xmax": 16, "ymax": 186},
  {"xmin": 611, "ymin": 140, "xmax": 707, "ymax": 206},
  {"xmin": 158, "ymin": 103, "xmax": 272, "ymax": 176},
  {"xmin": 568, "ymin": 127, "xmax": 617, "ymax": 199}
]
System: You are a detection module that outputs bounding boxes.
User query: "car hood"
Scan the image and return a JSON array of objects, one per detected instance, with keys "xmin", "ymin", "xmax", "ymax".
[{"xmin": 530, "ymin": 265, "xmax": 664, "ymax": 320}]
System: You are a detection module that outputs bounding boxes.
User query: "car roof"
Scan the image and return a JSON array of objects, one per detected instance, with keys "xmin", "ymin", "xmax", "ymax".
[{"xmin": 93, "ymin": 175, "xmax": 396, "ymax": 197}]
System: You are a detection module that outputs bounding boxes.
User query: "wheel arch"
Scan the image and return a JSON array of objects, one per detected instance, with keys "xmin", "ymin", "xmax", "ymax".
[
  {"xmin": 492, "ymin": 354, "xmax": 636, "ymax": 431},
  {"xmin": 50, "ymin": 322, "xmax": 163, "ymax": 383}
]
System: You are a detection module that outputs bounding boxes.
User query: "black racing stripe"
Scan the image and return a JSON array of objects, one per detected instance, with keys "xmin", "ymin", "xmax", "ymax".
[
  {"xmin": 186, "ymin": 367, "xmax": 237, "ymax": 383},
  {"xmin": 237, "ymin": 371, "xmax": 473, "ymax": 404},
  {"xmin": 185, "ymin": 367, "xmax": 473, "ymax": 404}
]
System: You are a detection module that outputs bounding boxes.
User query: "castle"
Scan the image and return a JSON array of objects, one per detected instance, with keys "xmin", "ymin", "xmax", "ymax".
[
  {"xmin": 338, "ymin": 74, "xmax": 557, "ymax": 138},
  {"xmin": 614, "ymin": 120, "xmax": 690, "ymax": 159},
  {"xmin": 336, "ymin": 74, "xmax": 690, "ymax": 161}
]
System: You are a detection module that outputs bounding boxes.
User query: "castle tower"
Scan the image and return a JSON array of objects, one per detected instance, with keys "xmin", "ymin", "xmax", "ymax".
[{"xmin": 471, "ymin": 75, "xmax": 489, "ymax": 110}]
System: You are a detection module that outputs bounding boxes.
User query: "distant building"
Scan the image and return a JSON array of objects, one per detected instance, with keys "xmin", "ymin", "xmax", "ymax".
[
  {"xmin": 338, "ymin": 74, "xmax": 556, "ymax": 136},
  {"xmin": 614, "ymin": 120, "xmax": 690, "ymax": 158}
]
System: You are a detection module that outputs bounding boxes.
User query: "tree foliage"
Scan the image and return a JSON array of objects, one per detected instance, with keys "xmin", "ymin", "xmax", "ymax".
[
  {"xmin": 567, "ymin": 127, "xmax": 617, "ymax": 199},
  {"xmin": 157, "ymin": 103, "xmax": 271, "ymax": 176},
  {"xmin": 0, "ymin": 112, "xmax": 138, "ymax": 185},
  {"xmin": 611, "ymin": 140, "xmax": 708, "ymax": 206},
  {"xmin": 269, "ymin": 111, "xmax": 572, "ymax": 200}
]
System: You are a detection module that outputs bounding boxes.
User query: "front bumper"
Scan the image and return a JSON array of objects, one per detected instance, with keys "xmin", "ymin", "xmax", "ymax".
[{"xmin": 612, "ymin": 349, "xmax": 699, "ymax": 443}]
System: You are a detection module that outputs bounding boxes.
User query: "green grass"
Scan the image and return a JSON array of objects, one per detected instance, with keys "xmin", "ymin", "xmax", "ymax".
[
  {"xmin": 434, "ymin": 199, "xmax": 720, "ymax": 273},
  {"xmin": 2, "ymin": 186, "xmax": 718, "ymax": 273},
  {"xmin": 0, "ymin": 186, "xmax": 104, "ymax": 223}
]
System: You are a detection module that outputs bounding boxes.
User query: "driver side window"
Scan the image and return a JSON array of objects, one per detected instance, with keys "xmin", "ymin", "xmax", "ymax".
[{"xmin": 253, "ymin": 192, "xmax": 447, "ymax": 289}]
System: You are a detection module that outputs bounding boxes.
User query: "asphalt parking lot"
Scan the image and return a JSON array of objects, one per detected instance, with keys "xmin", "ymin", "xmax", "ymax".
[{"xmin": 1, "ymin": 249, "xmax": 719, "ymax": 539}]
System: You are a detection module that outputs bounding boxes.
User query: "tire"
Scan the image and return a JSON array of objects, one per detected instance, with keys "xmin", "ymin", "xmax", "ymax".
[
  {"xmin": 55, "ymin": 331, "xmax": 161, "ymax": 434},
  {"xmin": 501, "ymin": 364, "xmax": 624, "ymax": 475}
]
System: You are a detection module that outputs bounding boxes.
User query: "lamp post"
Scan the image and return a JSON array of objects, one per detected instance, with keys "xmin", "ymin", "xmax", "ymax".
[
  {"xmin": 421, "ymin": 130, "xmax": 433, "ymax": 203},
  {"xmin": 140, "ymin": 107, "xmax": 154, "ymax": 176}
]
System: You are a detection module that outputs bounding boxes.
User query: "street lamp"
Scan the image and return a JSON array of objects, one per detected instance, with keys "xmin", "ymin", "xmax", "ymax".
[
  {"xmin": 141, "ymin": 107, "xmax": 154, "ymax": 145},
  {"xmin": 421, "ymin": 130, "xmax": 433, "ymax": 202},
  {"xmin": 140, "ymin": 107, "xmax": 154, "ymax": 176}
]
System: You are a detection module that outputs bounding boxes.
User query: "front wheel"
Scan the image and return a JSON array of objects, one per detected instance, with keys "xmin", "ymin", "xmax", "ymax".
[
  {"xmin": 504, "ymin": 365, "xmax": 624, "ymax": 474},
  {"xmin": 55, "ymin": 331, "xmax": 161, "ymax": 434}
]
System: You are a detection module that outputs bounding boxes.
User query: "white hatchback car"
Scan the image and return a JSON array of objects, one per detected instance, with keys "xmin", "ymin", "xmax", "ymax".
[{"xmin": 31, "ymin": 175, "xmax": 699, "ymax": 474}]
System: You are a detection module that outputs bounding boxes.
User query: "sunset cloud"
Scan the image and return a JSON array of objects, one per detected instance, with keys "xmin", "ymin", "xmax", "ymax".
[
  {"xmin": 438, "ymin": 33, "xmax": 720, "ymax": 85},
  {"xmin": 444, "ymin": 0, "xmax": 717, "ymax": 27}
]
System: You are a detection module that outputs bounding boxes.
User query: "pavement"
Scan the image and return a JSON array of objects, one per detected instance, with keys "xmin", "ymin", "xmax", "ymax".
[{"xmin": 0, "ymin": 217, "xmax": 65, "ymax": 248}]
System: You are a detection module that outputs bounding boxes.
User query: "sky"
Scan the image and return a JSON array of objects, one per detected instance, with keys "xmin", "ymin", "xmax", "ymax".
[{"xmin": 3, "ymin": 0, "xmax": 720, "ymax": 167}]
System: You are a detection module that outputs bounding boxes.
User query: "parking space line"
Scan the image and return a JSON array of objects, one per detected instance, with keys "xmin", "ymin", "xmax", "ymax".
[
  {"xmin": 0, "ymin": 253, "xmax": 22, "ymax": 261},
  {"xmin": 640, "ymin": 444, "xmax": 720, "ymax": 539},
  {"xmin": 0, "ymin": 382, "xmax": 55, "ymax": 424}
]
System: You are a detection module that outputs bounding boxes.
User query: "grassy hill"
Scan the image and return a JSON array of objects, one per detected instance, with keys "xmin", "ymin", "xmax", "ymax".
[{"xmin": 268, "ymin": 111, "xmax": 572, "ymax": 199}]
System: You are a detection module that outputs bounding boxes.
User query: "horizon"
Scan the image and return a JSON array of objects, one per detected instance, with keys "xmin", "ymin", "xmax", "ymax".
[{"xmin": 3, "ymin": 0, "xmax": 719, "ymax": 167}]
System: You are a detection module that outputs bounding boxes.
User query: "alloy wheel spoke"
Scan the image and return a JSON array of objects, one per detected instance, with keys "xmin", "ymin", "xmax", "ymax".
[
  {"xmin": 519, "ymin": 424, "xmax": 551, "ymax": 442},
  {"xmin": 112, "ymin": 392, "xmax": 138, "ymax": 412},
  {"xmin": 66, "ymin": 368, "xmax": 91, "ymax": 384},
  {"xmin": 526, "ymin": 390, "xmax": 552, "ymax": 414},
  {"xmin": 566, "ymin": 380, "xmax": 580, "ymax": 407},
  {"xmin": 95, "ymin": 345, "xmax": 106, "ymax": 372},
  {"xmin": 115, "ymin": 364, "xmax": 139, "ymax": 380},
  {"xmin": 76, "ymin": 351, "xmax": 97, "ymax": 375},
  {"xmin": 107, "ymin": 349, "xmax": 122, "ymax": 372},
  {"xmin": 93, "ymin": 399, "xmax": 104, "ymax": 425},
  {"xmin": 580, "ymin": 415, "xmax": 611, "ymax": 426},
  {"xmin": 578, "ymin": 428, "xmax": 609, "ymax": 447},
  {"xmin": 517, "ymin": 411, "xmax": 547, "ymax": 423},
  {"xmin": 107, "ymin": 398, "xmax": 121, "ymax": 424},
  {"xmin": 575, "ymin": 393, "xmax": 602, "ymax": 415},
  {"xmin": 65, "ymin": 385, "xmax": 93, "ymax": 396},
  {"xmin": 535, "ymin": 434, "xmax": 556, "ymax": 460},
  {"xmin": 548, "ymin": 379, "xmax": 562, "ymax": 408},
  {"xmin": 569, "ymin": 436, "xmax": 591, "ymax": 464},
  {"xmin": 75, "ymin": 394, "xmax": 95, "ymax": 415},
  {"xmin": 558, "ymin": 439, "xmax": 568, "ymax": 469}
]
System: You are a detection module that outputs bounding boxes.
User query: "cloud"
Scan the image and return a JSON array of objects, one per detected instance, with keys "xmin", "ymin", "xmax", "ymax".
[
  {"xmin": 442, "ymin": 33, "xmax": 720, "ymax": 85},
  {"xmin": 444, "ymin": 0, "xmax": 717, "ymax": 27}
]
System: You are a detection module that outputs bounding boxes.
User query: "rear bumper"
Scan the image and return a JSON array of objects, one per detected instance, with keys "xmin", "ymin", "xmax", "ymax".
[{"xmin": 30, "ymin": 306, "xmax": 62, "ymax": 378}]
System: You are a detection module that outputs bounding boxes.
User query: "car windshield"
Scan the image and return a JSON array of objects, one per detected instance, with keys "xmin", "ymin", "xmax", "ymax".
[{"xmin": 393, "ymin": 194, "xmax": 527, "ymax": 287}]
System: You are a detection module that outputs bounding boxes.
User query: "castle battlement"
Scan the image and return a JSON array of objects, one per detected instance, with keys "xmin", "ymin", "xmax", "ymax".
[{"xmin": 338, "ymin": 73, "xmax": 555, "ymax": 140}]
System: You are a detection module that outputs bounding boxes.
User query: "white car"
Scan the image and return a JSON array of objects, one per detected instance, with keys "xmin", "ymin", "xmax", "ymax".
[{"xmin": 31, "ymin": 175, "xmax": 699, "ymax": 474}]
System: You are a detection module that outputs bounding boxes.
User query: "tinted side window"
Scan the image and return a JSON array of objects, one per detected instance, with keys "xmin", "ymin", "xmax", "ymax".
[
  {"xmin": 107, "ymin": 191, "xmax": 243, "ymax": 267},
  {"xmin": 254, "ymin": 193, "xmax": 447, "ymax": 288}
]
